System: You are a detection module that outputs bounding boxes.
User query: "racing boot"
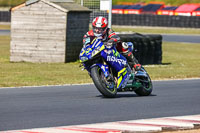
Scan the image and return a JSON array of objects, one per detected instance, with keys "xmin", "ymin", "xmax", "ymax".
[{"xmin": 122, "ymin": 51, "xmax": 141, "ymax": 71}]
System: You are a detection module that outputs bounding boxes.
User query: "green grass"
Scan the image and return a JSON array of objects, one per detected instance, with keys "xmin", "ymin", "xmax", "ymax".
[
  {"xmin": 144, "ymin": 41, "xmax": 200, "ymax": 79},
  {"xmin": 0, "ymin": 0, "xmax": 26, "ymax": 7},
  {"xmin": 0, "ymin": 61, "xmax": 92, "ymax": 87},
  {"xmin": 0, "ymin": 36, "xmax": 91, "ymax": 87},
  {"xmin": 0, "ymin": 24, "xmax": 10, "ymax": 30},
  {"xmin": 0, "ymin": 35, "xmax": 200, "ymax": 87}
]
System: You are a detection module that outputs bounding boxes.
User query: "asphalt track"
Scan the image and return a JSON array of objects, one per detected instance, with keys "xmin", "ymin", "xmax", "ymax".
[
  {"xmin": 162, "ymin": 34, "xmax": 200, "ymax": 43},
  {"xmin": 0, "ymin": 79, "xmax": 200, "ymax": 131},
  {"xmin": 0, "ymin": 30, "xmax": 9, "ymax": 35},
  {"xmin": 0, "ymin": 30, "xmax": 200, "ymax": 43}
]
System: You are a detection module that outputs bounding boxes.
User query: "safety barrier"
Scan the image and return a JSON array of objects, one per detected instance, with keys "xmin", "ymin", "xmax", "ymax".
[
  {"xmin": 112, "ymin": 14, "xmax": 200, "ymax": 28},
  {"xmin": 119, "ymin": 33, "xmax": 162, "ymax": 65}
]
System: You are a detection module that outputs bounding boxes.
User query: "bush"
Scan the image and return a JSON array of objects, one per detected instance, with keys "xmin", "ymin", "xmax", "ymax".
[{"xmin": 0, "ymin": 0, "xmax": 26, "ymax": 7}]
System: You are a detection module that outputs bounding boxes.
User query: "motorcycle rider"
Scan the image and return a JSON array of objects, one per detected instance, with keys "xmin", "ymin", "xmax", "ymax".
[{"xmin": 83, "ymin": 16, "xmax": 141, "ymax": 71}]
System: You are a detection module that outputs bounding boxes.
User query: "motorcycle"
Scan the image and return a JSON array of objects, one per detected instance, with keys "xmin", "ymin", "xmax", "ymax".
[{"xmin": 79, "ymin": 37, "xmax": 152, "ymax": 98}]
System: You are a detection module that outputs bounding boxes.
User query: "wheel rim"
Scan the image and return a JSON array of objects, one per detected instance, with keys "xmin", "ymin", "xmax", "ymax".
[
  {"xmin": 98, "ymin": 68, "xmax": 116, "ymax": 94},
  {"xmin": 142, "ymin": 75, "xmax": 152, "ymax": 91},
  {"xmin": 140, "ymin": 68, "xmax": 152, "ymax": 91},
  {"xmin": 143, "ymin": 77, "xmax": 152, "ymax": 91}
]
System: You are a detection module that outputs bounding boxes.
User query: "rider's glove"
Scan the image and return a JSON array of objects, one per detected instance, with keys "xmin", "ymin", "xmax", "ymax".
[
  {"xmin": 107, "ymin": 39, "xmax": 115, "ymax": 44},
  {"xmin": 84, "ymin": 43, "xmax": 90, "ymax": 49},
  {"xmin": 97, "ymin": 36, "xmax": 103, "ymax": 40},
  {"xmin": 134, "ymin": 64, "xmax": 141, "ymax": 71}
]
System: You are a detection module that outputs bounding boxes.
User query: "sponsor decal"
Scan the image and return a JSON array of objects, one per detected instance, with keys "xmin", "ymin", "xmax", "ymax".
[
  {"xmin": 113, "ymin": 50, "xmax": 120, "ymax": 57},
  {"xmin": 107, "ymin": 56, "xmax": 126, "ymax": 65},
  {"xmin": 86, "ymin": 48, "xmax": 92, "ymax": 55}
]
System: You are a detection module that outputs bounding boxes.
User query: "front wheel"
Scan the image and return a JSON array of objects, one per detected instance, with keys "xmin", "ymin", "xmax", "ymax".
[
  {"xmin": 134, "ymin": 68, "xmax": 153, "ymax": 96},
  {"xmin": 91, "ymin": 66, "xmax": 117, "ymax": 98}
]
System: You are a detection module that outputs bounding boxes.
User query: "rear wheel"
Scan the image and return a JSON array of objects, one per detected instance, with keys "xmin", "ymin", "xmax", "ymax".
[
  {"xmin": 134, "ymin": 68, "xmax": 153, "ymax": 96},
  {"xmin": 91, "ymin": 66, "xmax": 117, "ymax": 98}
]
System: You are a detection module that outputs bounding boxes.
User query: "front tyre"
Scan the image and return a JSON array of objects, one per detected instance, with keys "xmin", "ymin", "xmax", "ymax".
[{"xmin": 91, "ymin": 66, "xmax": 117, "ymax": 98}]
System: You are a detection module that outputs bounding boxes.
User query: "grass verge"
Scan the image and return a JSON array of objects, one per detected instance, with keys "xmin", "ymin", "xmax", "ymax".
[
  {"xmin": 144, "ymin": 41, "xmax": 200, "ymax": 80},
  {"xmin": 0, "ymin": 24, "xmax": 10, "ymax": 30},
  {"xmin": 0, "ymin": 35, "xmax": 200, "ymax": 87}
]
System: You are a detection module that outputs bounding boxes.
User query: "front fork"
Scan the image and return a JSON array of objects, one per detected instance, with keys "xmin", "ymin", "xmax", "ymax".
[{"xmin": 90, "ymin": 62, "xmax": 110, "ymax": 78}]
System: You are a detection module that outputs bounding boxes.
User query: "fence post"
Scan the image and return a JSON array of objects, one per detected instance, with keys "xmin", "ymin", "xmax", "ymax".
[
  {"xmin": 108, "ymin": 0, "xmax": 112, "ymax": 28},
  {"xmin": 81, "ymin": 0, "xmax": 83, "ymax": 6}
]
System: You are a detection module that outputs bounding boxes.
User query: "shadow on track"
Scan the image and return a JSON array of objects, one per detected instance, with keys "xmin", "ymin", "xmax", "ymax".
[{"xmin": 96, "ymin": 94, "xmax": 157, "ymax": 99}]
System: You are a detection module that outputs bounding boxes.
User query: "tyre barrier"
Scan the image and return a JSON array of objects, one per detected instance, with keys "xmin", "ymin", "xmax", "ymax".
[
  {"xmin": 0, "ymin": 11, "xmax": 10, "ymax": 22},
  {"xmin": 118, "ymin": 33, "xmax": 162, "ymax": 65}
]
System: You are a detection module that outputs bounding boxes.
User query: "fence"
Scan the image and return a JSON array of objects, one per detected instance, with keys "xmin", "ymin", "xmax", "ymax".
[
  {"xmin": 75, "ymin": 0, "xmax": 108, "ymax": 22},
  {"xmin": 1, "ymin": 1, "xmax": 200, "ymax": 28},
  {"xmin": 74, "ymin": 0, "xmax": 200, "ymax": 28}
]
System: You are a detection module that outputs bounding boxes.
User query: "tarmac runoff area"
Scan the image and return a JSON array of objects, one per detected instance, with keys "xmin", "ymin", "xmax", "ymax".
[{"xmin": 1, "ymin": 114, "xmax": 200, "ymax": 133}]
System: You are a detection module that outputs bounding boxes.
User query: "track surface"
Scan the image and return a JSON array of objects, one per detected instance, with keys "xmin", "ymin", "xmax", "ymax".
[
  {"xmin": 162, "ymin": 34, "xmax": 200, "ymax": 43},
  {"xmin": 0, "ymin": 30, "xmax": 9, "ymax": 35},
  {"xmin": 0, "ymin": 79, "xmax": 200, "ymax": 131}
]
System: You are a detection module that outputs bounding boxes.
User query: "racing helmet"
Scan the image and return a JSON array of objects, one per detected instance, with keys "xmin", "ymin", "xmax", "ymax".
[{"xmin": 92, "ymin": 16, "xmax": 108, "ymax": 37}]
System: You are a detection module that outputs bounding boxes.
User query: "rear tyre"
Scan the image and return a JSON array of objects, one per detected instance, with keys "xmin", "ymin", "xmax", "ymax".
[
  {"xmin": 134, "ymin": 68, "xmax": 153, "ymax": 96},
  {"xmin": 91, "ymin": 66, "xmax": 117, "ymax": 98}
]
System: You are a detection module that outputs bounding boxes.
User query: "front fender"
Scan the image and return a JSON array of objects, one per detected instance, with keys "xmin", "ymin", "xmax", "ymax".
[{"xmin": 90, "ymin": 63, "xmax": 110, "ymax": 78}]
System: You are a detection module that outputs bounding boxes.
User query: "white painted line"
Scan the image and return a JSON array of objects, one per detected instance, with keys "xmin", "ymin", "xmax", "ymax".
[{"xmin": 0, "ymin": 83, "xmax": 94, "ymax": 89}]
